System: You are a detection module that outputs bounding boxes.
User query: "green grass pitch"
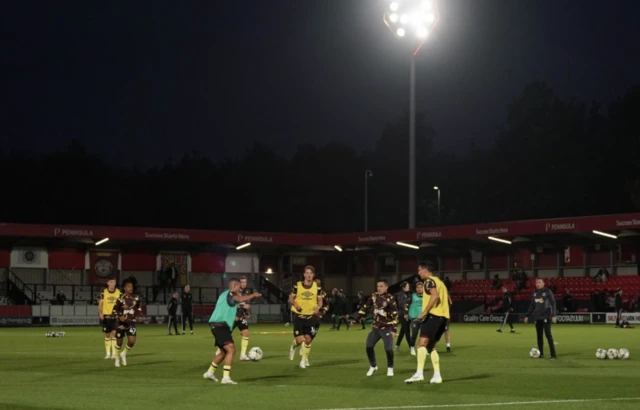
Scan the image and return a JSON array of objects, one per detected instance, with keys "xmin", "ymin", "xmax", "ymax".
[{"xmin": 0, "ymin": 323, "xmax": 639, "ymax": 410}]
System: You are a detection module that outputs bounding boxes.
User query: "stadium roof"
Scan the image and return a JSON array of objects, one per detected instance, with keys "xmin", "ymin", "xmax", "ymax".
[{"xmin": 1, "ymin": 212, "xmax": 639, "ymax": 252}]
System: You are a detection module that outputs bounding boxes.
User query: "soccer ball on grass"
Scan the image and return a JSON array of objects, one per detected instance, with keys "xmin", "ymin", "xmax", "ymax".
[
  {"xmin": 618, "ymin": 348, "xmax": 630, "ymax": 360},
  {"xmin": 529, "ymin": 348, "xmax": 540, "ymax": 358},
  {"xmin": 606, "ymin": 348, "xmax": 618, "ymax": 359},
  {"xmin": 248, "ymin": 347, "xmax": 264, "ymax": 362},
  {"xmin": 595, "ymin": 348, "xmax": 607, "ymax": 359}
]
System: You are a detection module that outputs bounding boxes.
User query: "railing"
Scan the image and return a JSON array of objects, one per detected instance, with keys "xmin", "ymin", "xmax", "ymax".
[
  {"xmin": 258, "ymin": 276, "xmax": 289, "ymax": 304},
  {"xmin": 7, "ymin": 270, "xmax": 40, "ymax": 304},
  {"xmin": 13, "ymin": 284, "xmax": 289, "ymax": 305}
]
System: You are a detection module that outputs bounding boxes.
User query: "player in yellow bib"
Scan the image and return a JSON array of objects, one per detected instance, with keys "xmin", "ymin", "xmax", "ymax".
[
  {"xmin": 288, "ymin": 265, "xmax": 323, "ymax": 369},
  {"xmin": 98, "ymin": 276, "xmax": 121, "ymax": 359},
  {"xmin": 405, "ymin": 261, "xmax": 450, "ymax": 384}
]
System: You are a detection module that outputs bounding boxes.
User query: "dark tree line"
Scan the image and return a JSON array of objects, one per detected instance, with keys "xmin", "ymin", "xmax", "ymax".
[{"xmin": 2, "ymin": 81, "xmax": 640, "ymax": 233}]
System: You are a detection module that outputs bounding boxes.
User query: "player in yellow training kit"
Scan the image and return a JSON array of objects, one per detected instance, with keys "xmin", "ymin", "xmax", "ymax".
[
  {"xmin": 288, "ymin": 265, "xmax": 323, "ymax": 369},
  {"xmin": 405, "ymin": 261, "xmax": 450, "ymax": 384},
  {"xmin": 98, "ymin": 276, "xmax": 121, "ymax": 359}
]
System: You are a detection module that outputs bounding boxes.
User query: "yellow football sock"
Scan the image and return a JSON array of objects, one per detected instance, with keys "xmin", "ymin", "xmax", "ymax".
[
  {"xmin": 291, "ymin": 339, "xmax": 298, "ymax": 348},
  {"xmin": 417, "ymin": 347, "xmax": 427, "ymax": 371},
  {"xmin": 430, "ymin": 349, "xmax": 440, "ymax": 373},
  {"xmin": 301, "ymin": 344, "xmax": 311, "ymax": 361},
  {"xmin": 114, "ymin": 344, "xmax": 121, "ymax": 358},
  {"xmin": 111, "ymin": 339, "xmax": 117, "ymax": 355},
  {"xmin": 223, "ymin": 365, "xmax": 231, "ymax": 378},
  {"xmin": 208, "ymin": 362, "xmax": 218, "ymax": 374},
  {"xmin": 241, "ymin": 337, "xmax": 249, "ymax": 356},
  {"xmin": 104, "ymin": 338, "xmax": 111, "ymax": 354}
]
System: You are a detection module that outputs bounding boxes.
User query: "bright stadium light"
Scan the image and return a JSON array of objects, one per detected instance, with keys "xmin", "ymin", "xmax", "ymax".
[
  {"xmin": 397, "ymin": 241, "xmax": 420, "ymax": 250},
  {"xmin": 266, "ymin": 268, "xmax": 273, "ymax": 274},
  {"xmin": 593, "ymin": 230, "xmax": 617, "ymax": 239},
  {"xmin": 488, "ymin": 236, "xmax": 512, "ymax": 245},
  {"xmin": 382, "ymin": 0, "xmax": 441, "ymax": 230},
  {"xmin": 236, "ymin": 242, "xmax": 251, "ymax": 250},
  {"xmin": 95, "ymin": 237, "xmax": 109, "ymax": 246},
  {"xmin": 334, "ymin": 245, "xmax": 343, "ymax": 252}
]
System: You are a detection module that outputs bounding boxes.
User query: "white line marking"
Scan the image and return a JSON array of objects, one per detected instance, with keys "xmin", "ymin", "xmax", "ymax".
[{"xmin": 306, "ymin": 397, "xmax": 640, "ymax": 410}]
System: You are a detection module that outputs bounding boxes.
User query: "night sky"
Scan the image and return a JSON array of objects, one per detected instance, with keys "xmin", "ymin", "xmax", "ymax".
[{"xmin": 3, "ymin": 0, "xmax": 640, "ymax": 167}]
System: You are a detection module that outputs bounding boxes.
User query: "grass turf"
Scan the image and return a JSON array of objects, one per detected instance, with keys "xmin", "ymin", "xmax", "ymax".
[{"xmin": 0, "ymin": 323, "xmax": 638, "ymax": 410}]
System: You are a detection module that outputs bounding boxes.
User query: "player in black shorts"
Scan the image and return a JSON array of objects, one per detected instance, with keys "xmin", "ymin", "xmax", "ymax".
[
  {"xmin": 112, "ymin": 279, "xmax": 142, "ymax": 368},
  {"xmin": 234, "ymin": 277, "xmax": 252, "ymax": 360},
  {"xmin": 298, "ymin": 277, "xmax": 329, "ymax": 366}
]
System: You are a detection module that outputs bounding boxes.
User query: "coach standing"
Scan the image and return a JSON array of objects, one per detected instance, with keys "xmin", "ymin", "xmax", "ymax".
[
  {"xmin": 182, "ymin": 285, "xmax": 194, "ymax": 335},
  {"xmin": 167, "ymin": 291, "xmax": 179, "ymax": 335},
  {"xmin": 524, "ymin": 278, "xmax": 557, "ymax": 359}
]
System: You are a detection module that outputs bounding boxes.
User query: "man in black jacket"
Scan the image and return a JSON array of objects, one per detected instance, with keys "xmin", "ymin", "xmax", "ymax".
[
  {"xmin": 394, "ymin": 282, "xmax": 411, "ymax": 352},
  {"xmin": 524, "ymin": 279, "xmax": 557, "ymax": 359},
  {"xmin": 181, "ymin": 285, "xmax": 194, "ymax": 335},
  {"xmin": 167, "ymin": 291, "xmax": 179, "ymax": 335},
  {"xmin": 496, "ymin": 287, "xmax": 515, "ymax": 333},
  {"xmin": 615, "ymin": 289, "xmax": 624, "ymax": 328}
]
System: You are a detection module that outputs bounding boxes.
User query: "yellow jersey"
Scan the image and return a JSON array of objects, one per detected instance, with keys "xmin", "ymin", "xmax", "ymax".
[
  {"xmin": 422, "ymin": 276, "xmax": 450, "ymax": 319},
  {"xmin": 290, "ymin": 281, "xmax": 321, "ymax": 317},
  {"xmin": 100, "ymin": 288, "xmax": 121, "ymax": 316}
]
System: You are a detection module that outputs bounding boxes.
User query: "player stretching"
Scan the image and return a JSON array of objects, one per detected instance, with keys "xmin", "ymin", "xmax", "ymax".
[
  {"xmin": 352, "ymin": 279, "xmax": 398, "ymax": 376},
  {"xmin": 203, "ymin": 279, "xmax": 261, "ymax": 384},
  {"xmin": 112, "ymin": 279, "xmax": 142, "ymax": 368},
  {"xmin": 298, "ymin": 277, "xmax": 330, "ymax": 367},
  {"xmin": 289, "ymin": 265, "xmax": 323, "ymax": 369},
  {"xmin": 524, "ymin": 278, "xmax": 557, "ymax": 359},
  {"xmin": 405, "ymin": 261, "xmax": 450, "ymax": 384},
  {"xmin": 98, "ymin": 276, "xmax": 120, "ymax": 359}
]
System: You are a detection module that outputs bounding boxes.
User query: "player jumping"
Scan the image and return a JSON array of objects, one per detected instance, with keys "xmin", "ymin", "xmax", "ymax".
[
  {"xmin": 98, "ymin": 276, "xmax": 120, "ymax": 359},
  {"xmin": 203, "ymin": 279, "xmax": 261, "ymax": 384},
  {"xmin": 352, "ymin": 279, "xmax": 398, "ymax": 376},
  {"xmin": 405, "ymin": 261, "xmax": 450, "ymax": 384},
  {"xmin": 289, "ymin": 265, "xmax": 323, "ymax": 369},
  {"xmin": 112, "ymin": 279, "xmax": 142, "ymax": 368}
]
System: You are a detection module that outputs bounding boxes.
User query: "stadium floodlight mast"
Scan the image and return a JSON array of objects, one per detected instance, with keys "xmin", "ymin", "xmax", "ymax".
[{"xmin": 383, "ymin": 0, "xmax": 441, "ymax": 229}]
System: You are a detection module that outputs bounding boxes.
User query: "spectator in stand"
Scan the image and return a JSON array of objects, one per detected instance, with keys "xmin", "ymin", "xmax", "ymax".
[
  {"xmin": 548, "ymin": 282, "xmax": 556, "ymax": 294},
  {"xmin": 444, "ymin": 276, "xmax": 452, "ymax": 291},
  {"xmin": 634, "ymin": 295, "xmax": 640, "ymax": 312},
  {"xmin": 56, "ymin": 290, "xmax": 66, "ymax": 305},
  {"xmin": 492, "ymin": 275, "xmax": 501, "ymax": 290},
  {"xmin": 518, "ymin": 271, "xmax": 528, "ymax": 292},
  {"xmin": 562, "ymin": 290, "xmax": 573, "ymax": 312},
  {"xmin": 615, "ymin": 289, "xmax": 624, "ymax": 328},
  {"xmin": 593, "ymin": 266, "xmax": 610, "ymax": 283}
]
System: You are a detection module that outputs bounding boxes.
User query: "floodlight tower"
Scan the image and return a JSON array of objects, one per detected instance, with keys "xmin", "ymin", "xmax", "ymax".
[{"xmin": 383, "ymin": 0, "xmax": 441, "ymax": 229}]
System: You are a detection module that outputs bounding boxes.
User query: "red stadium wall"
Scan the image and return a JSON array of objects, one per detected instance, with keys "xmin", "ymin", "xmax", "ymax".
[
  {"xmin": 0, "ymin": 249, "xmax": 10, "ymax": 268},
  {"xmin": 397, "ymin": 255, "xmax": 417, "ymax": 273},
  {"xmin": 191, "ymin": 252, "xmax": 225, "ymax": 273},
  {"xmin": 121, "ymin": 252, "xmax": 156, "ymax": 271},
  {"xmin": 48, "ymin": 249, "xmax": 85, "ymax": 269}
]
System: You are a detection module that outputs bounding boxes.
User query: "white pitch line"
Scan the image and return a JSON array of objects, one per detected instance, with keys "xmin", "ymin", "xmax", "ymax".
[{"xmin": 306, "ymin": 397, "xmax": 640, "ymax": 410}]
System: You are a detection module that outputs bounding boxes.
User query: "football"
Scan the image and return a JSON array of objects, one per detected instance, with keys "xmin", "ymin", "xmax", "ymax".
[
  {"xmin": 248, "ymin": 346, "xmax": 264, "ymax": 362},
  {"xmin": 529, "ymin": 348, "xmax": 540, "ymax": 358},
  {"xmin": 606, "ymin": 348, "xmax": 618, "ymax": 360},
  {"xmin": 618, "ymin": 348, "xmax": 630, "ymax": 360},
  {"xmin": 595, "ymin": 348, "xmax": 607, "ymax": 359}
]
